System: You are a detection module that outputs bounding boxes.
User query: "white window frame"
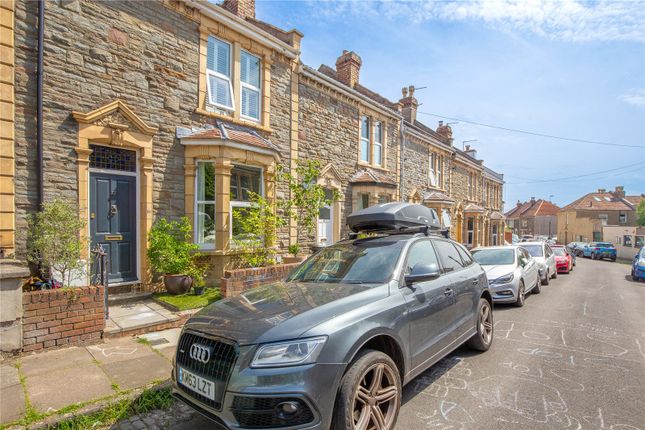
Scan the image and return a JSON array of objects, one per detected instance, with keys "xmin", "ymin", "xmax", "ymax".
[
  {"xmin": 429, "ymin": 152, "xmax": 437, "ymax": 187},
  {"xmin": 360, "ymin": 116, "xmax": 370, "ymax": 163},
  {"xmin": 437, "ymin": 155, "xmax": 442, "ymax": 188},
  {"xmin": 374, "ymin": 121, "xmax": 383, "ymax": 166},
  {"xmin": 194, "ymin": 161, "xmax": 216, "ymax": 250},
  {"xmin": 619, "ymin": 212, "xmax": 627, "ymax": 223},
  {"xmin": 229, "ymin": 165, "xmax": 264, "ymax": 242},
  {"xmin": 467, "ymin": 217, "xmax": 474, "ymax": 246},
  {"xmin": 206, "ymin": 37, "xmax": 235, "ymax": 111},
  {"xmin": 240, "ymin": 50, "xmax": 262, "ymax": 122}
]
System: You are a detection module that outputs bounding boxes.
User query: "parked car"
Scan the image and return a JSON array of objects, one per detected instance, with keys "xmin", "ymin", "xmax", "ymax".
[
  {"xmin": 551, "ymin": 245, "xmax": 574, "ymax": 273},
  {"xmin": 631, "ymin": 246, "xmax": 645, "ymax": 281},
  {"xmin": 582, "ymin": 242, "xmax": 617, "ymax": 261},
  {"xmin": 171, "ymin": 203, "xmax": 493, "ymax": 430},
  {"xmin": 520, "ymin": 241, "xmax": 557, "ymax": 285},
  {"xmin": 472, "ymin": 246, "xmax": 540, "ymax": 306},
  {"xmin": 520, "ymin": 235, "xmax": 534, "ymax": 242}
]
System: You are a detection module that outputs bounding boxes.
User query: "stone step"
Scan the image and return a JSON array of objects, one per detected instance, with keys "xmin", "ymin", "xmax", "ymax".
[{"xmin": 107, "ymin": 291, "xmax": 153, "ymax": 306}]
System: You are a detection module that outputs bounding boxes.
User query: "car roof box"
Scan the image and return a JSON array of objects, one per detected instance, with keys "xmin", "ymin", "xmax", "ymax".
[{"xmin": 347, "ymin": 202, "xmax": 441, "ymax": 233}]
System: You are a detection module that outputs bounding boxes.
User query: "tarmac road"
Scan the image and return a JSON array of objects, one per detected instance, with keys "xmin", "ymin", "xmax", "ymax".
[{"xmin": 147, "ymin": 258, "xmax": 645, "ymax": 430}]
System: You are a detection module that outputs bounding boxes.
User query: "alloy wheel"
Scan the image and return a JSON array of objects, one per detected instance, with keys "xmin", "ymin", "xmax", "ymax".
[
  {"xmin": 352, "ymin": 363, "xmax": 398, "ymax": 430},
  {"xmin": 479, "ymin": 302, "xmax": 493, "ymax": 345}
]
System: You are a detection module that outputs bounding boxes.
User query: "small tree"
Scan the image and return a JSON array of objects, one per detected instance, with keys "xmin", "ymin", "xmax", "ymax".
[
  {"xmin": 637, "ymin": 200, "xmax": 645, "ymax": 227},
  {"xmin": 27, "ymin": 199, "xmax": 86, "ymax": 287},
  {"xmin": 147, "ymin": 217, "xmax": 200, "ymax": 276},
  {"xmin": 278, "ymin": 160, "xmax": 339, "ymax": 247},
  {"xmin": 232, "ymin": 192, "xmax": 285, "ymax": 268}
]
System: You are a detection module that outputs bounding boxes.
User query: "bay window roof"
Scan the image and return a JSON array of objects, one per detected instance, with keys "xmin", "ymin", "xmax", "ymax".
[{"xmin": 177, "ymin": 122, "xmax": 280, "ymax": 159}]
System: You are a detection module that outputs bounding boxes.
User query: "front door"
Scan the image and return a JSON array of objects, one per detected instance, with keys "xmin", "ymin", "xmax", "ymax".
[
  {"xmin": 317, "ymin": 189, "xmax": 335, "ymax": 246},
  {"xmin": 90, "ymin": 173, "xmax": 137, "ymax": 283}
]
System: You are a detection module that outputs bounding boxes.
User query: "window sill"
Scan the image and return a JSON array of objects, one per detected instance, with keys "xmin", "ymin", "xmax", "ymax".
[
  {"xmin": 356, "ymin": 161, "xmax": 390, "ymax": 172},
  {"xmin": 195, "ymin": 107, "xmax": 273, "ymax": 134}
]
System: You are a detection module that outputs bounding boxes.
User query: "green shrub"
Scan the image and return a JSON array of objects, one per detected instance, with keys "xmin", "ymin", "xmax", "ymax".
[
  {"xmin": 147, "ymin": 217, "xmax": 199, "ymax": 276},
  {"xmin": 27, "ymin": 199, "xmax": 86, "ymax": 287}
]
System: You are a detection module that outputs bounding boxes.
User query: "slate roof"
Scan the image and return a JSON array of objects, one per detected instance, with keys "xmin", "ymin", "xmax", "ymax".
[
  {"xmin": 350, "ymin": 170, "xmax": 397, "ymax": 187},
  {"xmin": 179, "ymin": 122, "xmax": 280, "ymax": 153},
  {"xmin": 560, "ymin": 193, "xmax": 641, "ymax": 212}
]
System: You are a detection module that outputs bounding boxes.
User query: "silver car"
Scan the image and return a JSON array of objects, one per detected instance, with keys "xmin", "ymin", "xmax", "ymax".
[
  {"xmin": 520, "ymin": 241, "xmax": 557, "ymax": 285},
  {"xmin": 472, "ymin": 246, "xmax": 540, "ymax": 306}
]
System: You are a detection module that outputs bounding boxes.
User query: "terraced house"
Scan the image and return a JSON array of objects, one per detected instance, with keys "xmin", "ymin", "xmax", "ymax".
[{"xmin": 0, "ymin": 0, "xmax": 504, "ymax": 289}]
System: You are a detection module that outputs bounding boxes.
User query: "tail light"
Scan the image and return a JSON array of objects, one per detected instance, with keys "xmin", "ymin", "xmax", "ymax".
[{"xmin": 594, "ymin": 247, "xmax": 600, "ymax": 251}]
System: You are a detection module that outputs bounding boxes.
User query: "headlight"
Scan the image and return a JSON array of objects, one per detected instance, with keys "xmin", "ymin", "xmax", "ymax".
[
  {"xmin": 251, "ymin": 337, "xmax": 327, "ymax": 368},
  {"xmin": 639, "ymin": 258, "xmax": 645, "ymax": 266},
  {"xmin": 493, "ymin": 273, "xmax": 514, "ymax": 284}
]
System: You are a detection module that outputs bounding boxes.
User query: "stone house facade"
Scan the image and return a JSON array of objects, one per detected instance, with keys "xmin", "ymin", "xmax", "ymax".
[
  {"xmin": 557, "ymin": 186, "xmax": 644, "ymax": 244},
  {"xmin": 505, "ymin": 197, "xmax": 560, "ymax": 238},
  {"xmin": 2, "ymin": 0, "xmax": 505, "ymax": 289}
]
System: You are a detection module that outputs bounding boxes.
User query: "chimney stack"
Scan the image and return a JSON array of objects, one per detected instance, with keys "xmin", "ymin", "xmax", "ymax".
[
  {"xmin": 398, "ymin": 85, "xmax": 418, "ymax": 123},
  {"xmin": 222, "ymin": 0, "xmax": 256, "ymax": 20},
  {"xmin": 516, "ymin": 200, "xmax": 522, "ymax": 208},
  {"xmin": 464, "ymin": 145, "xmax": 477, "ymax": 160},
  {"xmin": 335, "ymin": 50, "xmax": 362, "ymax": 88},
  {"xmin": 597, "ymin": 188, "xmax": 606, "ymax": 193},
  {"xmin": 530, "ymin": 197, "xmax": 536, "ymax": 205},
  {"xmin": 435, "ymin": 120, "xmax": 453, "ymax": 144},
  {"xmin": 613, "ymin": 185, "xmax": 625, "ymax": 199}
]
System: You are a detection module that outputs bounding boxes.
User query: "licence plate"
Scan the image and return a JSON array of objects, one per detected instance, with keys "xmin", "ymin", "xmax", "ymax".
[{"xmin": 178, "ymin": 367, "xmax": 215, "ymax": 401}]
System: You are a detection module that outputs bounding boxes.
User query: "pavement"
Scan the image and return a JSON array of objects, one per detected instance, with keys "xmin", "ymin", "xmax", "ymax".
[
  {"xmin": 0, "ymin": 328, "xmax": 180, "ymax": 426},
  {"xmin": 105, "ymin": 301, "xmax": 182, "ymax": 336},
  {"xmin": 120, "ymin": 257, "xmax": 645, "ymax": 430}
]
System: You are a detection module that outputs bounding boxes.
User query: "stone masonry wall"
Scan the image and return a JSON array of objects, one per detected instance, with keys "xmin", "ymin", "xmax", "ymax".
[
  {"xmin": 298, "ymin": 79, "xmax": 399, "ymax": 244},
  {"xmin": 22, "ymin": 286, "xmax": 105, "ymax": 353},
  {"xmin": 13, "ymin": 0, "xmax": 203, "ymax": 258},
  {"xmin": 401, "ymin": 138, "xmax": 429, "ymax": 200}
]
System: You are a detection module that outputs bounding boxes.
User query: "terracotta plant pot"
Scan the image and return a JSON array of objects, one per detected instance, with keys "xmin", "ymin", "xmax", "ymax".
[{"xmin": 163, "ymin": 274, "xmax": 193, "ymax": 295}]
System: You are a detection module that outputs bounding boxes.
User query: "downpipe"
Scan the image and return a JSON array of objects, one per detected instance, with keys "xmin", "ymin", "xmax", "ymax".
[{"xmin": 37, "ymin": 0, "xmax": 44, "ymax": 209}]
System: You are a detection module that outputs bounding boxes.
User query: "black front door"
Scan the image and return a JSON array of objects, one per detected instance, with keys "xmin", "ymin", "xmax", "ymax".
[{"xmin": 90, "ymin": 173, "xmax": 137, "ymax": 283}]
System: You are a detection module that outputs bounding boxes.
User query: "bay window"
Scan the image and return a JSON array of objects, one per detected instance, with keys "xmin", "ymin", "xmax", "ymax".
[
  {"xmin": 230, "ymin": 165, "xmax": 263, "ymax": 242},
  {"xmin": 360, "ymin": 116, "xmax": 370, "ymax": 163},
  {"xmin": 357, "ymin": 193, "xmax": 370, "ymax": 211},
  {"xmin": 206, "ymin": 36, "xmax": 234, "ymax": 110},
  {"xmin": 195, "ymin": 162, "xmax": 216, "ymax": 249},
  {"xmin": 374, "ymin": 122, "xmax": 383, "ymax": 166},
  {"xmin": 240, "ymin": 51, "xmax": 261, "ymax": 121}
]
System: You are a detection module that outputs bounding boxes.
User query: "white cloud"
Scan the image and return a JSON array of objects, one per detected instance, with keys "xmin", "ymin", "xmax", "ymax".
[
  {"xmin": 620, "ymin": 88, "xmax": 645, "ymax": 106},
  {"xmin": 313, "ymin": 0, "xmax": 645, "ymax": 43}
]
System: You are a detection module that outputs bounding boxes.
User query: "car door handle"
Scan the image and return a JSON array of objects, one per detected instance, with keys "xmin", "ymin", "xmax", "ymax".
[
  {"xmin": 444, "ymin": 288, "xmax": 453, "ymax": 296},
  {"xmin": 472, "ymin": 279, "xmax": 479, "ymax": 284}
]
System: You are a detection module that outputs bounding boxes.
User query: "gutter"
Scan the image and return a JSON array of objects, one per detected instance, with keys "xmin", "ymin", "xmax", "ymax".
[
  {"xmin": 37, "ymin": 0, "xmax": 44, "ymax": 208},
  {"xmin": 187, "ymin": 0, "xmax": 298, "ymax": 59}
]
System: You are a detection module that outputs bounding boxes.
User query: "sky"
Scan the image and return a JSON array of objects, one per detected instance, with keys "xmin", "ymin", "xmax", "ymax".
[{"xmin": 253, "ymin": 0, "xmax": 645, "ymax": 211}]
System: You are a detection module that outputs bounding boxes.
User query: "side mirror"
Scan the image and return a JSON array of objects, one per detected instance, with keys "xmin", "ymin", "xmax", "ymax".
[
  {"xmin": 405, "ymin": 263, "xmax": 440, "ymax": 287},
  {"xmin": 519, "ymin": 257, "xmax": 528, "ymax": 267}
]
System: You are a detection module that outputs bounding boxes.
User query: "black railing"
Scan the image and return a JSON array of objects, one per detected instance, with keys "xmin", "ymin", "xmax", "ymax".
[{"xmin": 90, "ymin": 244, "xmax": 109, "ymax": 319}]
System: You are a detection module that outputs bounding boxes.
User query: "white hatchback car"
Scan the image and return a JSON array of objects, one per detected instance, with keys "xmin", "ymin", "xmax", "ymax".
[
  {"xmin": 520, "ymin": 241, "xmax": 557, "ymax": 285},
  {"xmin": 472, "ymin": 246, "xmax": 541, "ymax": 306}
]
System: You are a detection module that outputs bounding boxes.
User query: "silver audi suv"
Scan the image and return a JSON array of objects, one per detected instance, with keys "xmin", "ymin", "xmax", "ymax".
[{"xmin": 171, "ymin": 203, "xmax": 493, "ymax": 430}]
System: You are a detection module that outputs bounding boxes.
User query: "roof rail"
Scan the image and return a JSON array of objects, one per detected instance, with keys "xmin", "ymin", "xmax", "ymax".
[{"xmin": 348, "ymin": 226, "xmax": 450, "ymax": 240}]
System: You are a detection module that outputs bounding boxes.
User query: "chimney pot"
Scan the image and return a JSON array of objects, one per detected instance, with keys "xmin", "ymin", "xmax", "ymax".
[
  {"xmin": 398, "ymin": 83, "xmax": 419, "ymax": 123},
  {"xmin": 335, "ymin": 50, "xmax": 362, "ymax": 88},
  {"xmin": 465, "ymin": 145, "xmax": 470, "ymax": 151}
]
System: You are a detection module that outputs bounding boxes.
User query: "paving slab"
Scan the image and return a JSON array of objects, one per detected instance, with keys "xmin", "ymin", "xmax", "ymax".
[
  {"xmin": 87, "ymin": 337, "xmax": 156, "ymax": 364},
  {"xmin": 26, "ymin": 362, "xmax": 114, "ymax": 413},
  {"xmin": 111, "ymin": 310, "xmax": 170, "ymax": 331},
  {"xmin": 156, "ymin": 345, "xmax": 177, "ymax": 362},
  {"xmin": 0, "ymin": 383, "xmax": 25, "ymax": 424},
  {"xmin": 108, "ymin": 303, "xmax": 156, "ymax": 319},
  {"xmin": 20, "ymin": 346, "xmax": 95, "ymax": 377},
  {"xmin": 0, "ymin": 364, "xmax": 20, "ymax": 388},
  {"xmin": 100, "ymin": 353, "xmax": 172, "ymax": 390},
  {"xmin": 139, "ymin": 328, "xmax": 181, "ymax": 349}
]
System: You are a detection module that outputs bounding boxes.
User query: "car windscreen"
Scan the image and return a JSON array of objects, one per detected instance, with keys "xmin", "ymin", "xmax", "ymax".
[
  {"xmin": 522, "ymin": 245, "xmax": 544, "ymax": 257},
  {"xmin": 553, "ymin": 248, "xmax": 566, "ymax": 256},
  {"xmin": 472, "ymin": 248, "xmax": 515, "ymax": 265},
  {"xmin": 287, "ymin": 240, "xmax": 404, "ymax": 284}
]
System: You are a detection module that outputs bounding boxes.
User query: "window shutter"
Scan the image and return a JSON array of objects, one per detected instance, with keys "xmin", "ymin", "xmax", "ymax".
[{"xmin": 207, "ymin": 36, "xmax": 230, "ymax": 76}]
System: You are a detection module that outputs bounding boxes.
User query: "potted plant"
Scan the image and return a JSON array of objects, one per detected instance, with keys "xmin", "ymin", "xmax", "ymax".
[
  {"xmin": 283, "ymin": 243, "xmax": 306, "ymax": 264},
  {"xmin": 189, "ymin": 264, "xmax": 207, "ymax": 296},
  {"xmin": 147, "ymin": 217, "xmax": 200, "ymax": 295}
]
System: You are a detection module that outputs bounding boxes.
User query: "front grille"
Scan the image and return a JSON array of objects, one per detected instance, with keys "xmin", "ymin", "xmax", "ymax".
[
  {"xmin": 176, "ymin": 331, "xmax": 238, "ymax": 410},
  {"xmin": 231, "ymin": 396, "xmax": 315, "ymax": 428}
]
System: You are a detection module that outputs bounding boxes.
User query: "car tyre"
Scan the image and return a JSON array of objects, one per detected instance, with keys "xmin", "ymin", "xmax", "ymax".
[
  {"xmin": 333, "ymin": 350, "xmax": 401, "ymax": 430},
  {"xmin": 515, "ymin": 281, "xmax": 526, "ymax": 307},
  {"xmin": 591, "ymin": 252, "xmax": 596, "ymax": 260},
  {"xmin": 552, "ymin": 269, "xmax": 558, "ymax": 279},
  {"xmin": 611, "ymin": 257, "xmax": 616, "ymax": 262},
  {"xmin": 532, "ymin": 277, "xmax": 541, "ymax": 294},
  {"xmin": 542, "ymin": 271, "xmax": 550, "ymax": 286},
  {"xmin": 466, "ymin": 298, "xmax": 493, "ymax": 351}
]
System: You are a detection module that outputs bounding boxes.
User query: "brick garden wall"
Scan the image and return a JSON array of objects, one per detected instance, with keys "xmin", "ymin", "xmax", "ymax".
[
  {"xmin": 22, "ymin": 286, "xmax": 105, "ymax": 353},
  {"xmin": 220, "ymin": 263, "xmax": 299, "ymax": 298}
]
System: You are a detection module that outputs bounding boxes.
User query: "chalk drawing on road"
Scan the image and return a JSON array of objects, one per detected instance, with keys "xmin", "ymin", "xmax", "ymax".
[
  {"xmin": 522, "ymin": 330, "xmax": 551, "ymax": 341},
  {"xmin": 89, "ymin": 344, "xmax": 138, "ymax": 357}
]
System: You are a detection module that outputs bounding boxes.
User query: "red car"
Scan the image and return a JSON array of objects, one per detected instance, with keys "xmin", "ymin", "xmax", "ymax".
[{"xmin": 552, "ymin": 245, "xmax": 574, "ymax": 274}]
